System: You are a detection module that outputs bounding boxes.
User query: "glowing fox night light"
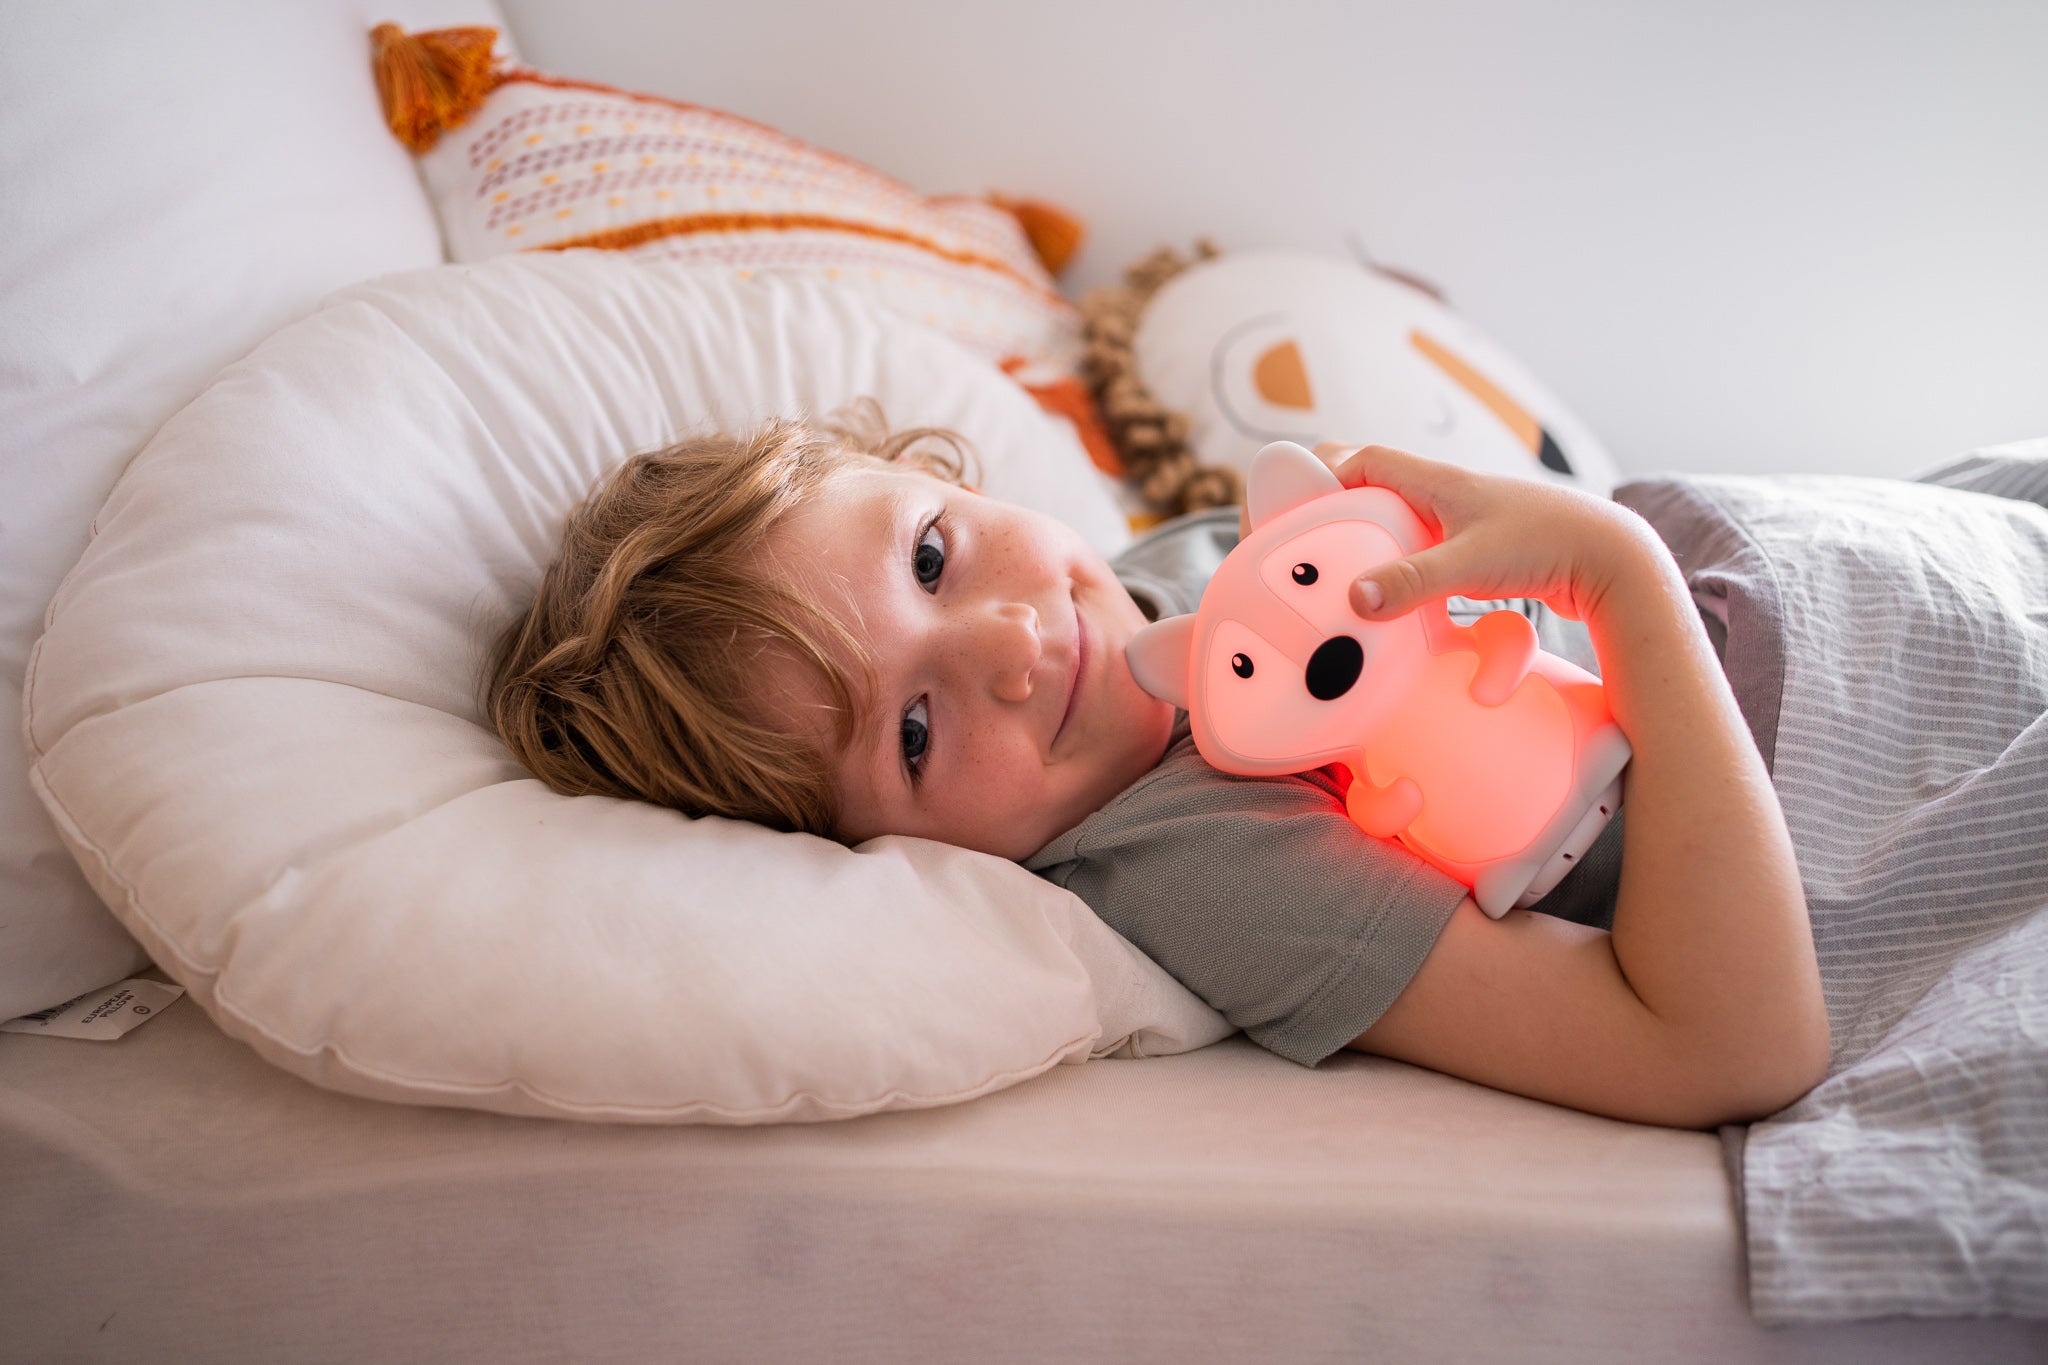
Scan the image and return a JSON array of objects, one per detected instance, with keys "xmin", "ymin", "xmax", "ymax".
[{"xmin": 1126, "ymin": 442, "xmax": 1632, "ymax": 917}]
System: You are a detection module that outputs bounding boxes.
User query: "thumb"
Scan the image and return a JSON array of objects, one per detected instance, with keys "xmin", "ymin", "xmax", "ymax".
[{"xmin": 1351, "ymin": 542, "xmax": 1464, "ymax": 620}]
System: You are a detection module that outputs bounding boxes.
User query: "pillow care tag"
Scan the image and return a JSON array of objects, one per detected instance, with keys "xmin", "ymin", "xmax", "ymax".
[{"xmin": 1, "ymin": 978, "xmax": 185, "ymax": 1040}]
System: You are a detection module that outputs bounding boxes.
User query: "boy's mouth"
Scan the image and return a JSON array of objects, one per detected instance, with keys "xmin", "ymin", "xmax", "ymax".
[{"xmin": 1054, "ymin": 591, "xmax": 1087, "ymax": 752}]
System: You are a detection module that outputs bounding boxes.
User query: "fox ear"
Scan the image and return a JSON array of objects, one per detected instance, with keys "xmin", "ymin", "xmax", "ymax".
[
  {"xmin": 1247, "ymin": 440, "xmax": 1342, "ymax": 530},
  {"xmin": 1125, "ymin": 614, "xmax": 1196, "ymax": 709}
]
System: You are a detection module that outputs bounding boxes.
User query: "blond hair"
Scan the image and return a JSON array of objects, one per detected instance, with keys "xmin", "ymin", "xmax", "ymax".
[{"xmin": 488, "ymin": 403, "xmax": 971, "ymax": 836}]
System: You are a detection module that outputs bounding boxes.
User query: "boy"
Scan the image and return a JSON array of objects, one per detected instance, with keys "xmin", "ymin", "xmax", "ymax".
[{"xmin": 491, "ymin": 405, "xmax": 1829, "ymax": 1129}]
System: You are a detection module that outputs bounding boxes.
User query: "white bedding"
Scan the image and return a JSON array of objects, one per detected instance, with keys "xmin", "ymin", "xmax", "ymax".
[
  {"xmin": 8, "ymin": 995, "xmax": 2044, "ymax": 1363},
  {"xmin": 0, "ymin": 0, "xmax": 486, "ymax": 1022},
  {"xmin": 1618, "ymin": 449, "xmax": 2048, "ymax": 1322}
]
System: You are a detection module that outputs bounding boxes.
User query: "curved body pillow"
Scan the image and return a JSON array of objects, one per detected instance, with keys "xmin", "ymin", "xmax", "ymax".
[{"xmin": 25, "ymin": 253, "xmax": 1228, "ymax": 1123}]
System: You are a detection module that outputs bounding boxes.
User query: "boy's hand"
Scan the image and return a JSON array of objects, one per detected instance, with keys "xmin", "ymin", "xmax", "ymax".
[
  {"xmin": 1320, "ymin": 444, "xmax": 1653, "ymax": 625},
  {"xmin": 1335, "ymin": 444, "xmax": 1828, "ymax": 1126}
]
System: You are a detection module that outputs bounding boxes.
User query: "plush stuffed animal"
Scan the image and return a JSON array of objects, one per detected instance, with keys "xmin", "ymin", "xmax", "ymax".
[
  {"xmin": 1125, "ymin": 441, "xmax": 1631, "ymax": 917},
  {"xmin": 1082, "ymin": 245, "xmax": 1619, "ymax": 523}
]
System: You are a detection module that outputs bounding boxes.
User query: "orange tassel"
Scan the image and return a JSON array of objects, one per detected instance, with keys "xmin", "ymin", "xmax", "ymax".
[
  {"xmin": 989, "ymin": 195, "xmax": 1086, "ymax": 277},
  {"xmin": 371, "ymin": 23, "xmax": 502, "ymax": 152},
  {"xmin": 1001, "ymin": 360, "xmax": 1124, "ymax": 476}
]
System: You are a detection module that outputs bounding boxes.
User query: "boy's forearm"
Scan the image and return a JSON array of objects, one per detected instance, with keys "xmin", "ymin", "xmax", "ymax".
[{"xmin": 1584, "ymin": 516, "xmax": 1829, "ymax": 1108}]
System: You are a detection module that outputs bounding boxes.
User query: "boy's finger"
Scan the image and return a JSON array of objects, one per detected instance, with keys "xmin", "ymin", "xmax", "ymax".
[
  {"xmin": 1332, "ymin": 445, "xmax": 1456, "ymax": 543},
  {"xmin": 1351, "ymin": 542, "xmax": 1466, "ymax": 620},
  {"xmin": 1331, "ymin": 443, "xmax": 1451, "ymax": 494}
]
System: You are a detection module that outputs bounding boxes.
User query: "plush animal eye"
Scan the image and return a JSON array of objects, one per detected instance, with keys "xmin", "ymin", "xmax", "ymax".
[
  {"xmin": 1292, "ymin": 563, "xmax": 1318, "ymax": 585},
  {"xmin": 1231, "ymin": 653, "xmax": 1255, "ymax": 679}
]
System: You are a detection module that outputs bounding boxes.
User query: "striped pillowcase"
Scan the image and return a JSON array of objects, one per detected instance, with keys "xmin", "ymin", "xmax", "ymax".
[{"xmin": 412, "ymin": 63, "xmax": 1084, "ymax": 378}]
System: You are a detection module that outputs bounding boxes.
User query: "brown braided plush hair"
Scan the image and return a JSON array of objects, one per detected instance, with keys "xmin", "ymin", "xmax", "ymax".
[{"xmin": 1079, "ymin": 239, "xmax": 1243, "ymax": 519}]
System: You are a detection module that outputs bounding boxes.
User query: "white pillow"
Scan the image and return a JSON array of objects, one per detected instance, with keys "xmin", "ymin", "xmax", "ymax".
[
  {"xmin": 0, "ymin": 0, "xmax": 503, "ymax": 1023},
  {"xmin": 25, "ymin": 254, "xmax": 1228, "ymax": 1122}
]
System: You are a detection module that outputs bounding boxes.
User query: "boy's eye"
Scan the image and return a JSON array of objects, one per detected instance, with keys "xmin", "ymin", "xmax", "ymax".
[
  {"xmin": 912, "ymin": 518, "xmax": 946, "ymax": 592},
  {"xmin": 901, "ymin": 697, "xmax": 931, "ymax": 776}
]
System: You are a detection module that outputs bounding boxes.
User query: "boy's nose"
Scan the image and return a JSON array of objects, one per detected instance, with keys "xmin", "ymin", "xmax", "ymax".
[{"xmin": 977, "ymin": 600, "xmax": 1041, "ymax": 703}]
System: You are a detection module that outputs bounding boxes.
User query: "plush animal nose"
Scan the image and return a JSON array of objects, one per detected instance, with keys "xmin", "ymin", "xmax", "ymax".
[{"xmin": 1305, "ymin": 635, "xmax": 1364, "ymax": 700}]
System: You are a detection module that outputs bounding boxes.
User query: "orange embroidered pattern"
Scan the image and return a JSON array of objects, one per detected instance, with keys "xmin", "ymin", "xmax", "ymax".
[
  {"xmin": 537, "ymin": 212, "xmax": 1064, "ymax": 304},
  {"xmin": 416, "ymin": 67, "xmax": 1082, "ymax": 372}
]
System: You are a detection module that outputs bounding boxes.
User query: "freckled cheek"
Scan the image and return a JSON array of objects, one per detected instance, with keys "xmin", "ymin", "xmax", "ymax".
[
  {"xmin": 981, "ymin": 517, "xmax": 1068, "ymax": 586},
  {"xmin": 947, "ymin": 719, "xmax": 1048, "ymax": 789},
  {"xmin": 937, "ymin": 724, "xmax": 1048, "ymax": 822}
]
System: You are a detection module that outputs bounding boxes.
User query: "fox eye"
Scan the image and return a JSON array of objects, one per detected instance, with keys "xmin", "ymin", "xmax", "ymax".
[
  {"xmin": 1231, "ymin": 653, "xmax": 1255, "ymax": 679},
  {"xmin": 913, "ymin": 518, "xmax": 946, "ymax": 592},
  {"xmin": 1292, "ymin": 563, "xmax": 1319, "ymax": 585}
]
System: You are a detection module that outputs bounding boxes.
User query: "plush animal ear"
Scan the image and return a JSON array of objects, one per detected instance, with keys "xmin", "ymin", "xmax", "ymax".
[
  {"xmin": 1246, "ymin": 440, "xmax": 1342, "ymax": 530},
  {"xmin": 1125, "ymin": 614, "xmax": 1196, "ymax": 709}
]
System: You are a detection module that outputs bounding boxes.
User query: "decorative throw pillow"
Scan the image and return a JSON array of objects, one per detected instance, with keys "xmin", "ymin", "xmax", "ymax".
[
  {"xmin": 373, "ymin": 24, "xmax": 1085, "ymax": 380},
  {"xmin": 25, "ymin": 254, "xmax": 1227, "ymax": 1124},
  {"xmin": 1081, "ymin": 245, "xmax": 1623, "ymax": 521}
]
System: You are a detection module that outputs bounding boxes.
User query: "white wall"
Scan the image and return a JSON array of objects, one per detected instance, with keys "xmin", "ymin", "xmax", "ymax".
[{"xmin": 498, "ymin": 0, "xmax": 2048, "ymax": 479}]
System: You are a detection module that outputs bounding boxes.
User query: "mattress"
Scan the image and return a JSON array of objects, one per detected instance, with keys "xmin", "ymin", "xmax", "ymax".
[{"xmin": 5, "ymin": 988, "xmax": 2041, "ymax": 1363}]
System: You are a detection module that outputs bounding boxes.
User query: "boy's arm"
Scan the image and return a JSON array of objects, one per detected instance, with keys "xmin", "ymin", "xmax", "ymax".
[{"xmin": 1332, "ymin": 450, "xmax": 1828, "ymax": 1129}]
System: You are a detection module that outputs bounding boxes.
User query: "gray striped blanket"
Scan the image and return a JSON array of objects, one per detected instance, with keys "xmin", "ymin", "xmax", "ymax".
[{"xmin": 1615, "ymin": 439, "xmax": 2048, "ymax": 1325}]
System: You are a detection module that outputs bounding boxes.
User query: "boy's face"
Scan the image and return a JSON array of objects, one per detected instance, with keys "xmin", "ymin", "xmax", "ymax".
[{"xmin": 761, "ymin": 465, "xmax": 1175, "ymax": 861}]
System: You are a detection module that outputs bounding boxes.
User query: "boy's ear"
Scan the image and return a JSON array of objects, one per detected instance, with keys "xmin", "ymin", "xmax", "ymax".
[
  {"xmin": 1126, "ymin": 614, "xmax": 1196, "ymax": 709},
  {"xmin": 1247, "ymin": 440, "xmax": 1342, "ymax": 530}
]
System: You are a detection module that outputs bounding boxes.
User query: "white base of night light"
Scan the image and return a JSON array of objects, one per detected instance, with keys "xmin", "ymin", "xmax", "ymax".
[{"xmin": 1502, "ymin": 771, "xmax": 1627, "ymax": 915}]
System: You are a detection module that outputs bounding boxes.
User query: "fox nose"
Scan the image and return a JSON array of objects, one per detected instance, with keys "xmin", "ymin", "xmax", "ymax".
[{"xmin": 1305, "ymin": 635, "xmax": 1364, "ymax": 700}]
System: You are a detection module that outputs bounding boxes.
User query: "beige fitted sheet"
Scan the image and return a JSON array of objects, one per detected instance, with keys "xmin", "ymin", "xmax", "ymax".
[{"xmin": 3, "ymin": 992, "xmax": 2041, "ymax": 1363}]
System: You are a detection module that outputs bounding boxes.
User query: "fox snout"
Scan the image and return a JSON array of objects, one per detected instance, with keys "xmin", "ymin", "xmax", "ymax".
[{"xmin": 1304, "ymin": 635, "xmax": 1364, "ymax": 700}]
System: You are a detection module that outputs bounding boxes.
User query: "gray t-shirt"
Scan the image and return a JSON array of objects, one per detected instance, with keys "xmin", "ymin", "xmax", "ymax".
[{"xmin": 1025, "ymin": 509, "xmax": 1625, "ymax": 1067}]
